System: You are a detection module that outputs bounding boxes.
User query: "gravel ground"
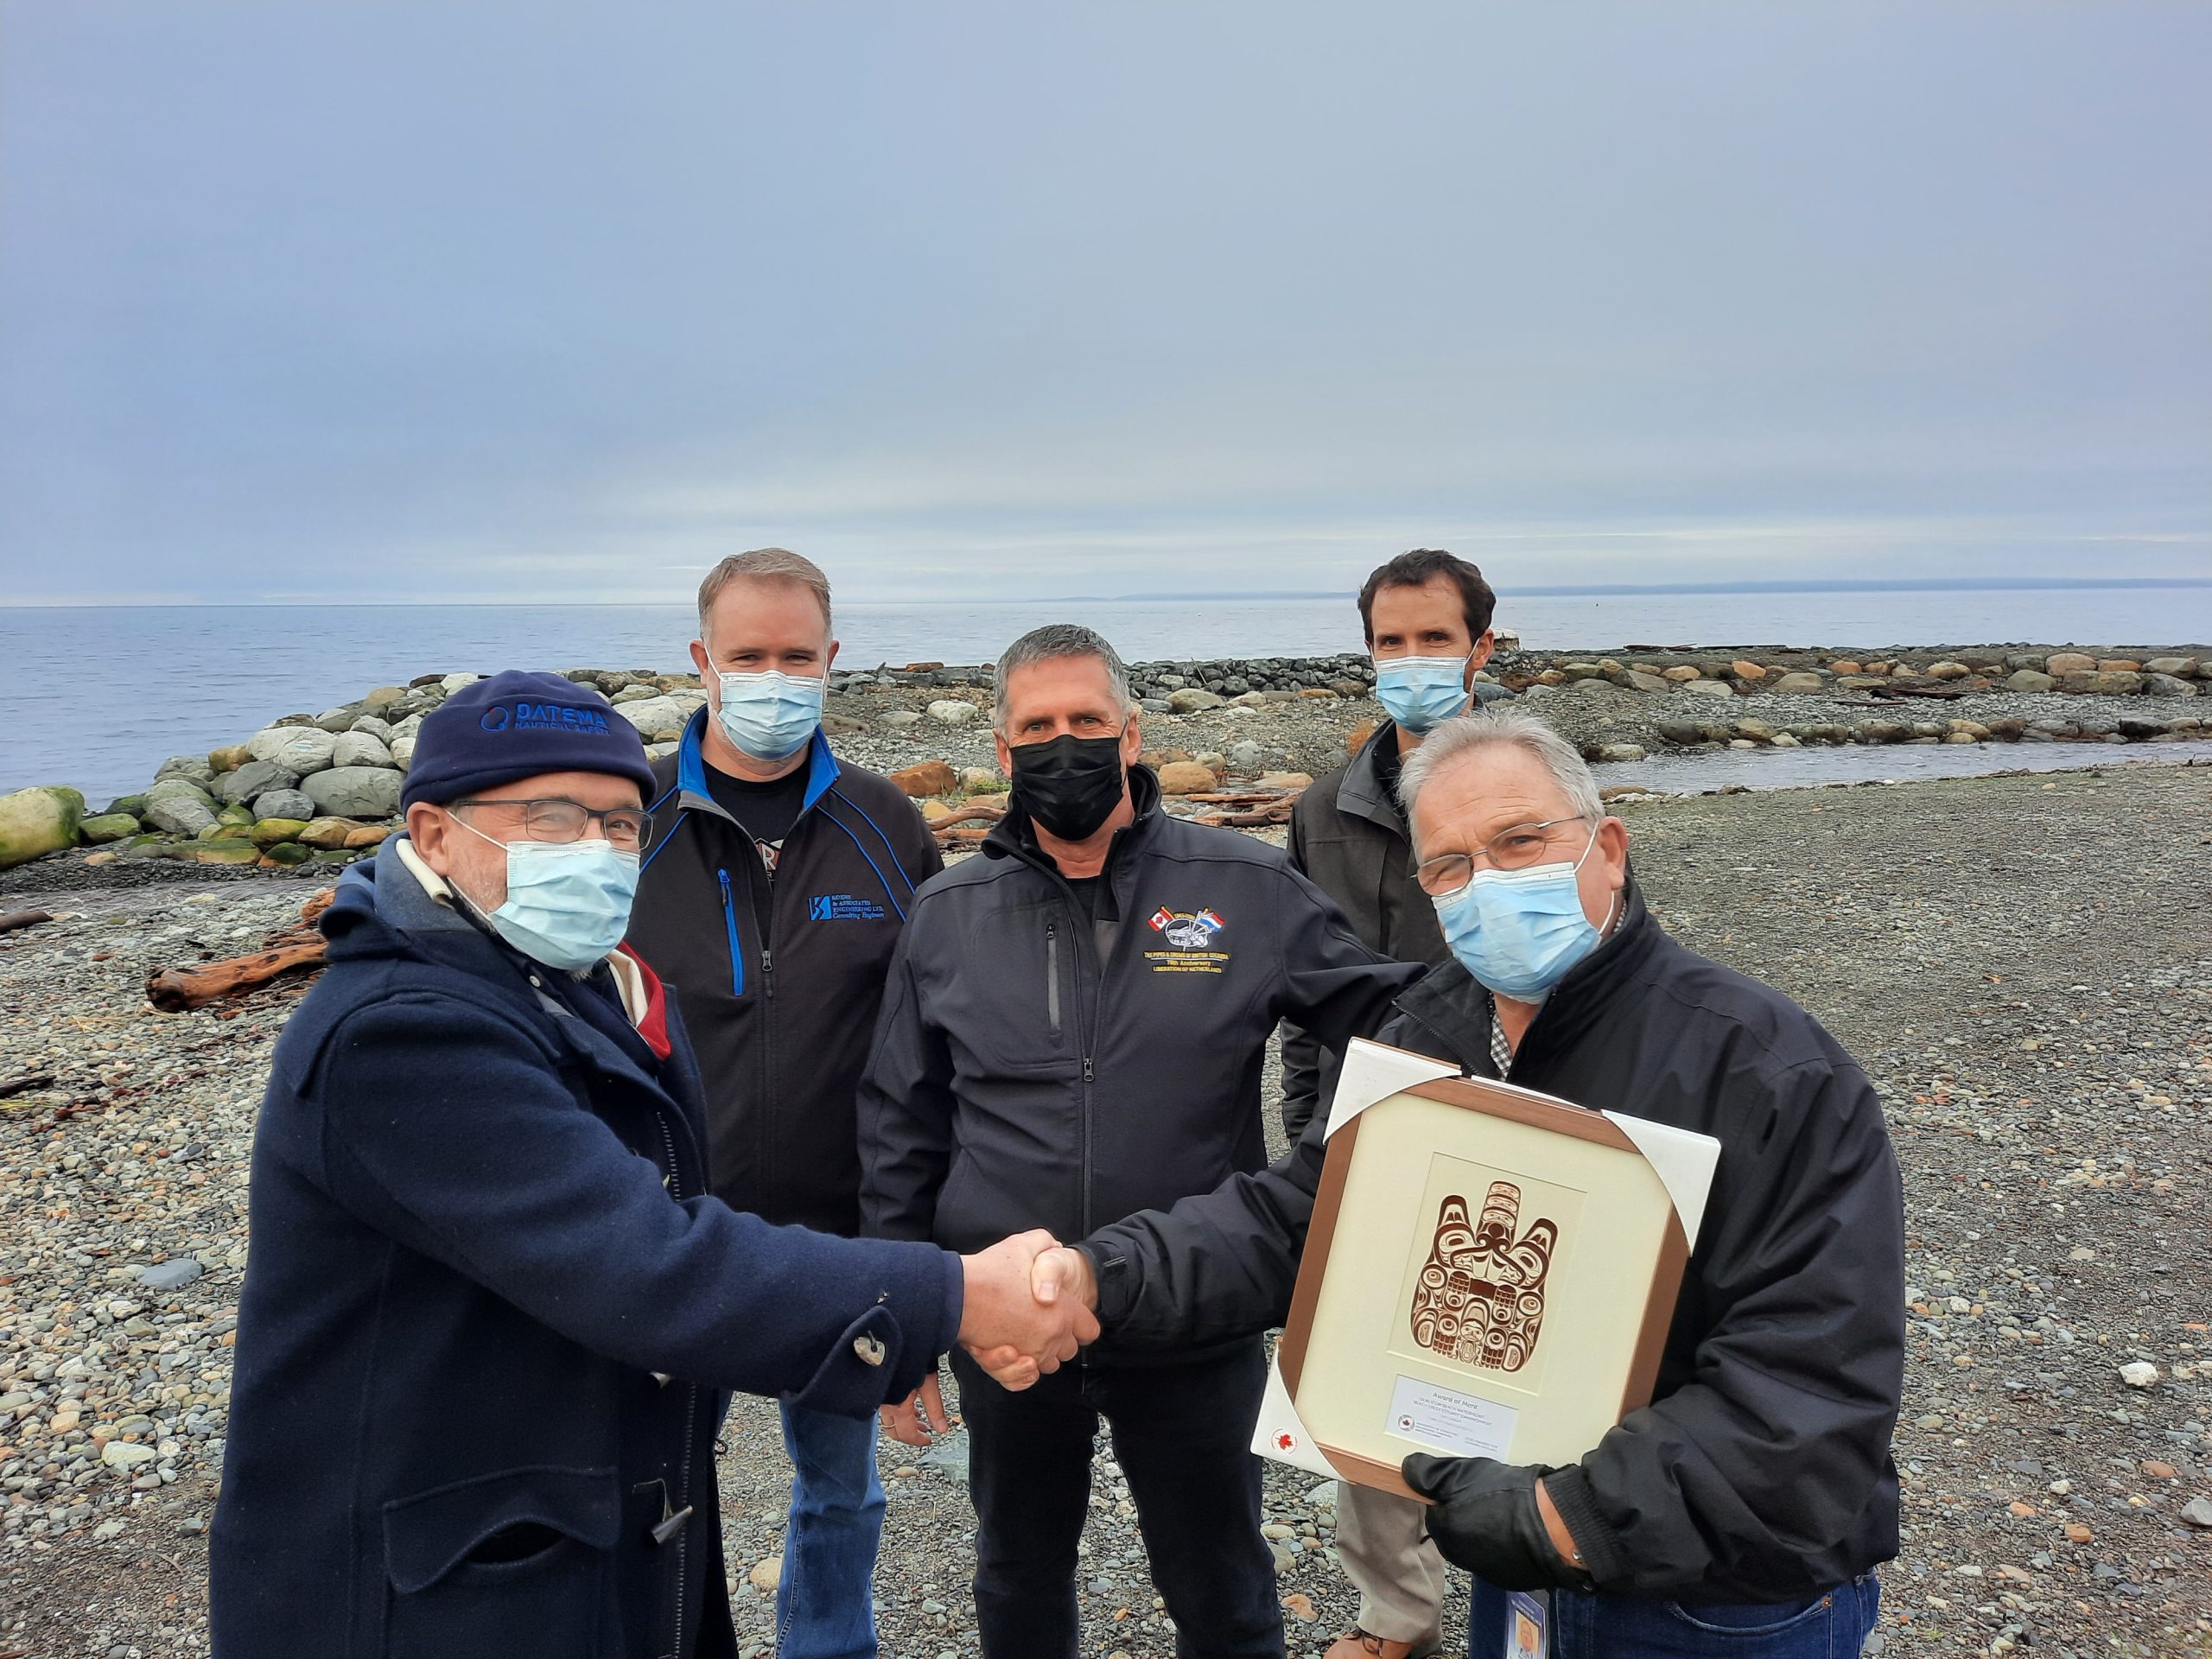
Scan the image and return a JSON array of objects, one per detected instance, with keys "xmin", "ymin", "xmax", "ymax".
[{"xmin": 2, "ymin": 766, "xmax": 2208, "ymax": 1657}]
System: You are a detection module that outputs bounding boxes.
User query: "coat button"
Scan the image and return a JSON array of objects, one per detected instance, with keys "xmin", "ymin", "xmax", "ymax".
[{"xmin": 852, "ymin": 1335, "xmax": 886, "ymax": 1367}]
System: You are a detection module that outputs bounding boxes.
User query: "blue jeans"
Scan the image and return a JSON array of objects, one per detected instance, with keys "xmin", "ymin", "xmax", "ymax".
[
  {"xmin": 1470, "ymin": 1573, "xmax": 1881, "ymax": 1658},
  {"xmin": 775, "ymin": 1402, "xmax": 887, "ymax": 1659}
]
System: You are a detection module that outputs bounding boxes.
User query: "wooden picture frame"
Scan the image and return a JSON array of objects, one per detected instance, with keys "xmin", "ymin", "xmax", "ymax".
[{"xmin": 1274, "ymin": 1062, "xmax": 1705, "ymax": 1500}]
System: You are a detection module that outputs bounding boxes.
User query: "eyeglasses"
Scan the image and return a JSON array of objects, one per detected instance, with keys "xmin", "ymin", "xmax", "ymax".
[
  {"xmin": 449, "ymin": 798, "xmax": 654, "ymax": 851},
  {"xmin": 1414, "ymin": 817, "xmax": 1592, "ymax": 897}
]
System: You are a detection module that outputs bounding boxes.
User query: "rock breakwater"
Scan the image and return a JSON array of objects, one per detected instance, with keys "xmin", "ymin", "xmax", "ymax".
[{"xmin": 3, "ymin": 645, "xmax": 2203, "ymax": 873}]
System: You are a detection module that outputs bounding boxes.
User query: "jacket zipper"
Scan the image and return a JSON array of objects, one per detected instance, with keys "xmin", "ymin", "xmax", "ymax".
[
  {"xmin": 1046, "ymin": 922, "xmax": 1061, "ymax": 1039},
  {"xmin": 716, "ymin": 869, "xmax": 746, "ymax": 997},
  {"xmin": 1065, "ymin": 900, "xmax": 1098, "ymax": 1236},
  {"xmin": 652, "ymin": 1108, "xmax": 697, "ymax": 1659}
]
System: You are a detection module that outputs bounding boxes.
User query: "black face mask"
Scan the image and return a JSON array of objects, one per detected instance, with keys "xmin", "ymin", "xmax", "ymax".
[{"xmin": 1007, "ymin": 731, "xmax": 1128, "ymax": 842}]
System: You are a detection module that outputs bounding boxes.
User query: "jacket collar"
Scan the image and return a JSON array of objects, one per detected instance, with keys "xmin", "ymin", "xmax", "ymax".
[
  {"xmin": 1389, "ymin": 872, "xmax": 1661, "ymax": 1075},
  {"xmin": 673, "ymin": 706, "xmax": 840, "ymax": 820},
  {"xmin": 982, "ymin": 763, "xmax": 1165, "ymax": 918},
  {"xmin": 1337, "ymin": 721, "xmax": 1409, "ymax": 839}
]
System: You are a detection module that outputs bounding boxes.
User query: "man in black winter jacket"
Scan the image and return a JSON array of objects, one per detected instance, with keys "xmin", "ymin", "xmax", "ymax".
[
  {"xmin": 858, "ymin": 625, "xmax": 1421, "ymax": 1659},
  {"xmin": 627, "ymin": 550, "xmax": 942, "ymax": 1659},
  {"xmin": 1017, "ymin": 709, "xmax": 1905, "ymax": 1659}
]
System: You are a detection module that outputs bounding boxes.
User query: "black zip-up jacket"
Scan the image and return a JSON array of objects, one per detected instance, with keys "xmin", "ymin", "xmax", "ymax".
[
  {"xmin": 1280, "ymin": 719, "xmax": 1451, "ymax": 1140},
  {"xmin": 628, "ymin": 712, "xmax": 942, "ymax": 1234},
  {"xmin": 1081, "ymin": 880, "xmax": 1905, "ymax": 1602},
  {"xmin": 857, "ymin": 766, "xmax": 1422, "ymax": 1364}
]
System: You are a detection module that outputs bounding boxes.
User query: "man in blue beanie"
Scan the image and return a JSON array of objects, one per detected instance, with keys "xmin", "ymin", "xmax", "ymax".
[{"xmin": 209, "ymin": 670, "xmax": 1096, "ymax": 1659}]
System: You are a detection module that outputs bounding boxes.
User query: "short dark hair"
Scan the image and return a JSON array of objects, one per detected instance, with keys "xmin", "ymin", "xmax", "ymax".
[{"xmin": 1357, "ymin": 550, "xmax": 1497, "ymax": 645}]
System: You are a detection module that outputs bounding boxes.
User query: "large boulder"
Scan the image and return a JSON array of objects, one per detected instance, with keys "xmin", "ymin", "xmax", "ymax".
[
  {"xmin": 2144, "ymin": 656, "xmax": 2199, "ymax": 677},
  {"xmin": 248, "ymin": 726, "xmax": 340, "ymax": 775},
  {"xmin": 1674, "ymin": 677, "xmax": 1735, "ymax": 700},
  {"xmin": 1166, "ymin": 688, "xmax": 1226, "ymax": 714},
  {"xmin": 332, "ymin": 731, "xmax": 396, "ymax": 769},
  {"xmin": 610, "ymin": 695, "xmax": 696, "ymax": 737},
  {"xmin": 304, "ymin": 766, "xmax": 403, "ymax": 820},
  {"xmin": 927, "ymin": 700, "xmax": 982, "ymax": 728},
  {"xmin": 143, "ymin": 778, "xmax": 219, "ymax": 836},
  {"xmin": 0, "ymin": 785, "xmax": 85, "ymax": 868},
  {"xmin": 79, "ymin": 812, "xmax": 140, "ymax": 844},
  {"xmin": 390, "ymin": 733, "xmax": 416, "ymax": 770},
  {"xmin": 2044, "ymin": 652, "xmax": 2096, "ymax": 677},
  {"xmin": 217, "ymin": 759, "xmax": 301, "ymax": 806},
  {"xmin": 2143, "ymin": 673, "xmax": 2198, "ymax": 698},
  {"xmin": 156, "ymin": 754, "xmax": 217, "ymax": 788},
  {"xmin": 247, "ymin": 817, "xmax": 310, "ymax": 849},
  {"xmin": 1157, "ymin": 760, "xmax": 1223, "ymax": 795},
  {"xmin": 2059, "ymin": 670, "xmax": 2142, "ymax": 696},
  {"xmin": 2004, "ymin": 669, "xmax": 2055, "ymax": 693},
  {"xmin": 1623, "ymin": 671, "xmax": 1671, "ymax": 694},
  {"xmin": 1767, "ymin": 672, "xmax": 1827, "ymax": 695},
  {"xmin": 298, "ymin": 817, "xmax": 364, "ymax": 850},
  {"xmin": 251, "ymin": 787, "xmax": 317, "ymax": 822},
  {"xmin": 888, "ymin": 760, "xmax": 958, "ymax": 798}
]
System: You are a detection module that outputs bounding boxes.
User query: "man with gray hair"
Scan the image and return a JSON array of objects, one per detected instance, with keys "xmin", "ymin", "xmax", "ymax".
[
  {"xmin": 858, "ymin": 624, "xmax": 1419, "ymax": 1659},
  {"xmin": 1016, "ymin": 707, "xmax": 1907, "ymax": 1657}
]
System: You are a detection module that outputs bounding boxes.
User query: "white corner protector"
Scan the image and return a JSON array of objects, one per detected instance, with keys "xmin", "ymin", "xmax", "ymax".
[
  {"xmin": 1251, "ymin": 1350, "xmax": 1338, "ymax": 1478},
  {"xmin": 1601, "ymin": 1110, "xmax": 1720, "ymax": 1251},
  {"xmin": 1323, "ymin": 1037, "xmax": 1461, "ymax": 1141}
]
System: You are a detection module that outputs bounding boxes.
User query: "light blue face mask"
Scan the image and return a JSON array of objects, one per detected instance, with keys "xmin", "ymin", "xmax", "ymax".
[
  {"xmin": 715, "ymin": 669, "xmax": 825, "ymax": 761},
  {"xmin": 458, "ymin": 821, "xmax": 640, "ymax": 971},
  {"xmin": 1431, "ymin": 826, "xmax": 1612, "ymax": 1001},
  {"xmin": 1373, "ymin": 654, "xmax": 1472, "ymax": 734}
]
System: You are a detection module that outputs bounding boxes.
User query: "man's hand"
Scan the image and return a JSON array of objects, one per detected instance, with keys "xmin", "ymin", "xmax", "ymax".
[
  {"xmin": 880, "ymin": 1372, "xmax": 955, "ymax": 1446},
  {"xmin": 957, "ymin": 1230, "xmax": 1101, "ymax": 1390},
  {"xmin": 964, "ymin": 1244, "xmax": 1102, "ymax": 1387},
  {"xmin": 1400, "ymin": 1454, "xmax": 1590, "ymax": 1591}
]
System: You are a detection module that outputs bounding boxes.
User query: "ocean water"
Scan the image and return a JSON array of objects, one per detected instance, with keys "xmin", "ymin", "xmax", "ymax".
[{"xmin": 3, "ymin": 588, "xmax": 2206, "ymax": 803}]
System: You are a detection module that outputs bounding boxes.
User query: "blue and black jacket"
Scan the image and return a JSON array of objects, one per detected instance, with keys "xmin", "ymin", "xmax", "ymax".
[{"xmin": 628, "ymin": 709, "xmax": 943, "ymax": 1235}]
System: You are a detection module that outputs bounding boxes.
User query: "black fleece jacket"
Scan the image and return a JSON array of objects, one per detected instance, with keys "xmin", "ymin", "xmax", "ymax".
[{"xmin": 1081, "ymin": 880, "xmax": 1906, "ymax": 1603}]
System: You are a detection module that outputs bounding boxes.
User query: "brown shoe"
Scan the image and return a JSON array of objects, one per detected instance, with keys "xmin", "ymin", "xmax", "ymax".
[{"xmin": 1324, "ymin": 1633, "xmax": 1420, "ymax": 1659}]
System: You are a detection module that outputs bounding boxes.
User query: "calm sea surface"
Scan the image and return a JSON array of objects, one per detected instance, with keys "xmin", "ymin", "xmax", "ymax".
[{"xmin": 3, "ymin": 588, "xmax": 2206, "ymax": 802}]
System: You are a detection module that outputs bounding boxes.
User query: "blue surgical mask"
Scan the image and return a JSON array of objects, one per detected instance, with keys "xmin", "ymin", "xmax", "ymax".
[
  {"xmin": 1374, "ymin": 654, "xmax": 1471, "ymax": 734},
  {"xmin": 715, "ymin": 669, "xmax": 824, "ymax": 761},
  {"xmin": 457, "ymin": 821, "xmax": 640, "ymax": 971},
  {"xmin": 1431, "ymin": 828, "xmax": 1612, "ymax": 1001}
]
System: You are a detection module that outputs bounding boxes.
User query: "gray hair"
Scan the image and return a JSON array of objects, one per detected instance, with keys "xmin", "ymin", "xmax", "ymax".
[
  {"xmin": 1397, "ymin": 707, "xmax": 1603, "ymax": 843},
  {"xmin": 991, "ymin": 624, "xmax": 1135, "ymax": 734},
  {"xmin": 696, "ymin": 547, "xmax": 833, "ymax": 639}
]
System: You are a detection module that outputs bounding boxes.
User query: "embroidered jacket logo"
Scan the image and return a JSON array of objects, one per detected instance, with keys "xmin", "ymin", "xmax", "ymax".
[
  {"xmin": 810, "ymin": 893, "xmax": 887, "ymax": 922},
  {"xmin": 1148, "ymin": 906, "xmax": 1224, "ymax": 950}
]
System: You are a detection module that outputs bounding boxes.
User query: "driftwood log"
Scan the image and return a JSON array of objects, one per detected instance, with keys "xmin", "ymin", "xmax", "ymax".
[
  {"xmin": 144, "ymin": 887, "xmax": 338, "ymax": 1014},
  {"xmin": 0, "ymin": 910, "xmax": 54, "ymax": 935}
]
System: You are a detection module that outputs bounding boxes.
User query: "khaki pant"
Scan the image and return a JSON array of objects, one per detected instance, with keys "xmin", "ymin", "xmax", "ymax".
[{"xmin": 1335, "ymin": 1480, "xmax": 1447, "ymax": 1652}]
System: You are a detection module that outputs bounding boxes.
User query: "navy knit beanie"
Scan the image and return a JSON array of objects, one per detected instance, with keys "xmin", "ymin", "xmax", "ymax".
[{"xmin": 400, "ymin": 671, "xmax": 658, "ymax": 810}]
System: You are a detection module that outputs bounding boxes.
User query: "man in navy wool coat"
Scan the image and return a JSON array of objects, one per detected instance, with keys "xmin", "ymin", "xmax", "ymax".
[{"xmin": 209, "ymin": 671, "xmax": 1090, "ymax": 1659}]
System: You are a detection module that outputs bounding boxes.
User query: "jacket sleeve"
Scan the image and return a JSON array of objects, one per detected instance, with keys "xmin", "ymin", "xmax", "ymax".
[
  {"xmin": 1545, "ymin": 1057, "xmax": 1906, "ymax": 1595},
  {"xmin": 1276, "ymin": 800, "xmax": 1326, "ymax": 1141},
  {"xmin": 1271, "ymin": 863, "xmax": 1422, "ymax": 1052},
  {"xmin": 308, "ymin": 995, "xmax": 963, "ymax": 1417},
  {"xmin": 1081, "ymin": 1109, "xmax": 1328, "ymax": 1348},
  {"xmin": 855, "ymin": 929, "xmax": 959, "ymax": 1243}
]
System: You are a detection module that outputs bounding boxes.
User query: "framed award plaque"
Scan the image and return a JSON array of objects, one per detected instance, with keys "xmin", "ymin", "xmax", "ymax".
[{"xmin": 1262, "ymin": 1039, "xmax": 1719, "ymax": 1500}]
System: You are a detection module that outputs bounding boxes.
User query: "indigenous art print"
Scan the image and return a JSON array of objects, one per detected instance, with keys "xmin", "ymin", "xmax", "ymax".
[{"xmin": 1408, "ymin": 1181, "xmax": 1558, "ymax": 1373}]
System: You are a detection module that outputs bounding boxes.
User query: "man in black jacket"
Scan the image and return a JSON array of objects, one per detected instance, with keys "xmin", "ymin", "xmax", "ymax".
[
  {"xmin": 1017, "ymin": 708, "xmax": 1905, "ymax": 1658},
  {"xmin": 628, "ymin": 550, "xmax": 943, "ymax": 1659},
  {"xmin": 858, "ymin": 624, "xmax": 1421, "ymax": 1659},
  {"xmin": 1281, "ymin": 550, "xmax": 1503, "ymax": 1659}
]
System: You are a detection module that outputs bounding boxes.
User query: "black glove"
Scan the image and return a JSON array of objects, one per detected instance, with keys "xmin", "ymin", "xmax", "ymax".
[{"xmin": 1401, "ymin": 1454, "xmax": 1587, "ymax": 1591}]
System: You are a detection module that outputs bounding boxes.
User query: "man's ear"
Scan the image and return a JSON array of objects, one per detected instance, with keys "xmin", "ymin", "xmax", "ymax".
[
  {"xmin": 689, "ymin": 638, "xmax": 714, "ymax": 693},
  {"xmin": 1596, "ymin": 816, "xmax": 1630, "ymax": 887},
  {"xmin": 994, "ymin": 730, "xmax": 1013, "ymax": 777},
  {"xmin": 1121, "ymin": 711, "xmax": 1143, "ymax": 765},
  {"xmin": 1467, "ymin": 630, "xmax": 1496, "ymax": 677},
  {"xmin": 824, "ymin": 638, "xmax": 841, "ymax": 676},
  {"xmin": 406, "ymin": 803, "xmax": 452, "ymax": 875}
]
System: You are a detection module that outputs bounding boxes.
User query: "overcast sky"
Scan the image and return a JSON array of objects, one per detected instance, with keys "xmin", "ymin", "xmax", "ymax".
[{"xmin": 2, "ymin": 2, "xmax": 2206, "ymax": 605}]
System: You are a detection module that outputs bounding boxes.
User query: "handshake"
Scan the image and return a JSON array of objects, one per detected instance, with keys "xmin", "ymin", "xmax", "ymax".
[{"xmin": 880, "ymin": 1233, "xmax": 1102, "ymax": 1446}]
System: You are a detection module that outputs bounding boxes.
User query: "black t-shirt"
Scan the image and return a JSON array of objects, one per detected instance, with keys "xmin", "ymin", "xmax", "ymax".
[
  {"xmin": 1064, "ymin": 874, "xmax": 1108, "ymax": 920},
  {"xmin": 704, "ymin": 762, "xmax": 810, "ymax": 874}
]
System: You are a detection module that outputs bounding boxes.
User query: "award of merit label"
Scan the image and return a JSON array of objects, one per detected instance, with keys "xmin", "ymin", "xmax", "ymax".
[{"xmin": 1383, "ymin": 1374, "xmax": 1520, "ymax": 1459}]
